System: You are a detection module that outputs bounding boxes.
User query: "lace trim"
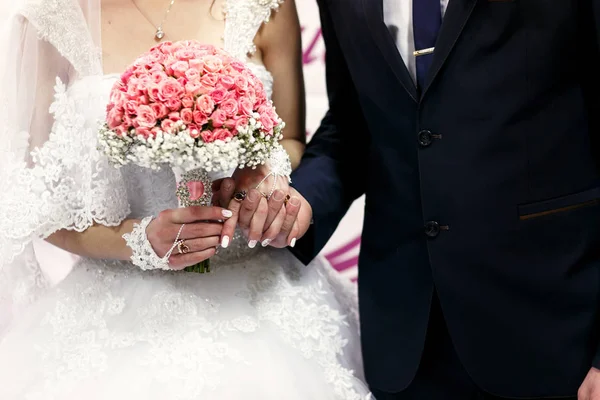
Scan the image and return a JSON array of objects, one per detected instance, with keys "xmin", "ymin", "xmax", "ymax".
[
  {"xmin": 123, "ymin": 216, "xmax": 172, "ymax": 271},
  {"xmin": 20, "ymin": 0, "xmax": 102, "ymax": 77},
  {"xmin": 19, "ymin": 253, "xmax": 367, "ymax": 399},
  {"xmin": 223, "ymin": 0, "xmax": 284, "ymax": 59},
  {"xmin": 0, "ymin": 78, "xmax": 130, "ymax": 266}
]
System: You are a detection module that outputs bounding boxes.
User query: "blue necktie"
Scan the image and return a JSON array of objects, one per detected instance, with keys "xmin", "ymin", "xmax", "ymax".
[{"xmin": 413, "ymin": 0, "xmax": 442, "ymax": 89}]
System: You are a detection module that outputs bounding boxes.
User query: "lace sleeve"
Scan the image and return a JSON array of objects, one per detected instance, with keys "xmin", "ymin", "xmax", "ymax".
[{"xmin": 0, "ymin": 1, "xmax": 129, "ymax": 336}]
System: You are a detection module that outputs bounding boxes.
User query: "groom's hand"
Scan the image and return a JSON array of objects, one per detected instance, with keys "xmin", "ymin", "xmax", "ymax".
[
  {"xmin": 267, "ymin": 187, "xmax": 312, "ymax": 249},
  {"xmin": 579, "ymin": 367, "xmax": 600, "ymax": 399}
]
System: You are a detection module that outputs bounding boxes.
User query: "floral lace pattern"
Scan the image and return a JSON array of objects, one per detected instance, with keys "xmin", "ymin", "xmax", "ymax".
[
  {"xmin": 16, "ymin": 252, "xmax": 367, "ymax": 399},
  {"xmin": 0, "ymin": 78, "xmax": 130, "ymax": 266},
  {"xmin": 20, "ymin": 0, "xmax": 102, "ymax": 77}
]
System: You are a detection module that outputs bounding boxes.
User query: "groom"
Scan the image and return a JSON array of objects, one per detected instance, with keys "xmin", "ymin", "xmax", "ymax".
[{"xmin": 288, "ymin": 0, "xmax": 600, "ymax": 399}]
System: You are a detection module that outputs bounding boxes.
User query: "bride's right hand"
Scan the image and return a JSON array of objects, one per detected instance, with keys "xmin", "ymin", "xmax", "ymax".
[{"xmin": 145, "ymin": 206, "xmax": 233, "ymax": 270}]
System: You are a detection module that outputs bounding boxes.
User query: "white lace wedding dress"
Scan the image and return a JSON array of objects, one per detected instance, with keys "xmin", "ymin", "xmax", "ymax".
[{"xmin": 0, "ymin": 0, "xmax": 370, "ymax": 399}]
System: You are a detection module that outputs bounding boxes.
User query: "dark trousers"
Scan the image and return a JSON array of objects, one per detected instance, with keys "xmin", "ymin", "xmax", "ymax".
[{"xmin": 370, "ymin": 292, "xmax": 577, "ymax": 400}]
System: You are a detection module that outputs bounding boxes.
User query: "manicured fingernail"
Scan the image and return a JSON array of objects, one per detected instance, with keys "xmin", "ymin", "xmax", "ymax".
[
  {"xmin": 221, "ymin": 236, "xmax": 230, "ymax": 248},
  {"xmin": 261, "ymin": 239, "xmax": 271, "ymax": 247},
  {"xmin": 290, "ymin": 197, "xmax": 301, "ymax": 206},
  {"xmin": 248, "ymin": 240, "xmax": 257, "ymax": 249},
  {"xmin": 290, "ymin": 238, "xmax": 297, "ymax": 248},
  {"xmin": 222, "ymin": 210, "xmax": 233, "ymax": 218}
]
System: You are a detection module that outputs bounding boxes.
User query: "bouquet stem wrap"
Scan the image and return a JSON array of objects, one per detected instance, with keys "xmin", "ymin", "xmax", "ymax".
[{"xmin": 174, "ymin": 167, "xmax": 215, "ymax": 273}]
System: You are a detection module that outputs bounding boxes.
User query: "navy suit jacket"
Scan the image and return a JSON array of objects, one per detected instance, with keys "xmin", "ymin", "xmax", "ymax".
[{"xmin": 291, "ymin": 0, "xmax": 600, "ymax": 397}]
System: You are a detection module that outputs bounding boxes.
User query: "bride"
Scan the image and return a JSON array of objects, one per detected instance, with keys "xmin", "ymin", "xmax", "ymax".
[{"xmin": 0, "ymin": 0, "xmax": 371, "ymax": 398}]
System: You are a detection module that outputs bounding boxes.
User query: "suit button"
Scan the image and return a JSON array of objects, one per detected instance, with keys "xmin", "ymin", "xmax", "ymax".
[
  {"xmin": 424, "ymin": 221, "xmax": 440, "ymax": 238},
  {"xmin": 418, "ymin": 130, "xmax": 433, "ymax": 147}
]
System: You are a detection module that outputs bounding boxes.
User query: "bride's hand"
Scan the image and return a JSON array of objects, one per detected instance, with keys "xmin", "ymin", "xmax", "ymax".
[{"xmin": 145, "ymin": 206, "xmax": 233, "ymax": 270}]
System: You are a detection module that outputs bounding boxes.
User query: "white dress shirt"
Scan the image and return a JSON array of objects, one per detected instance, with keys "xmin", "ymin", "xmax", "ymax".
[{"xmin": 383, "ymin": 0, "xmax": 449, "ymax": 83}]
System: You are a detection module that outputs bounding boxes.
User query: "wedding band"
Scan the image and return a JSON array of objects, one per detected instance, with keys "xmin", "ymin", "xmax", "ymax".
[
  {"xmin": 283, "ymin": 194, "xmax": 291, "ymax": 205},
  {"xmin": 233, "ymin": 190, "xmax": 247, "ymax": 202},
  {"xmin": 177, "ymin": 240, "xmax": 190, "ymax": 255},
  {"xmin": 259, "ymin": 191, "xmax": 270, "ymax": 200}
]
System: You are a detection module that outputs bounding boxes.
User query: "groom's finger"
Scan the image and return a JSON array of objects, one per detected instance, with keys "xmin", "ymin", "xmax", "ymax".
[
  {"xmin": 261, "ymin": 206, "xmax": 286, "ymax": 246},
  {"xmin": 238, "ymin": 189, "xmax": 261, "ymax": 229},
  {"xmin": 217, "ymin": 178, "xmax": 236, "ymax": 207},
  {"xmin": 278, "ymin": 196, "xmax": 301, "ymax": 245},
  {"xmin": 247, "ymin": 197, "xmax": 268, "ymax": 248},
  {"xmin": 264, "ymin": 190, "xmax": 286, "ymax": 229}
]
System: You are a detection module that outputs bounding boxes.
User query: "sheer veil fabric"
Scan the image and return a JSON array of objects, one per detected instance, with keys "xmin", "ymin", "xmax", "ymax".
[{"xmin": 0, "ymin": 0, "xmax": 130, "ymax": 336}]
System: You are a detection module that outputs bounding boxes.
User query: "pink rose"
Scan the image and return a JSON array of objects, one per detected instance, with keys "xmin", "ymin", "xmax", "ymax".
[
  {"xmin": 220, "ymin": 98, "xmax": 239, "ymax": 117},
  {"xmin": 181, "ymin": 95, "xmax": 195, "ymax": 109},
  {"xmin": 200, "ymin": 73, "xmax": 219, "ymax": 92},
  {"xmin": 234, "ymin": 116, "xmax": 249, "ymax": 132},
  {"xmin": 175, "ymin": 49, "xmax": 198, "ymax": 61},
  {"xmin": 200, "ymin": 130, "xmax": 215, "ymax": 143},
  {"xmin": 224, "ymin": 119, "xmax": 237, "ymax": 130},
  {"xmin": 196, "ymin": 95, "xmax": 215, "ymax": 116},
  {"xmin": 210, "ymin": 109, "xmax": 228, "ymax": 128},
  {"xmin": 161, "ymin": 118, "xmax": 177, "ymax": 133},
  {"xmin": 107, "ymin": 108, "xmax": 124, "ymax": 129},
  {"xmin": 148, "ymin": 85, "xmax": 161, "ymax": 102},
  {"xmin": 151, "ymin": 71, "xmax": 168, "ymax": 85},
  {"xmin": 121, "ymin": 69, "xmax": 134, "ymax": 85},
  {"xmin": 158, "ymin": 78, "xmax": 184, "ymax": 101},
  {"xmin": 193, "ymin": 110, "xmax": 208, "ymax": 126},
  {"xmin": 181, "ymin": 108, "xmax": 194, "ymax": 124},
  {"xmin": 188, "ymin": 124, "xmax": 201, "ymax": 138},
  {"xmin": 238, "ymin": 98, "xmax": 254, "ymax": 116},
  {"xmin": 230, "ymin": 60, "xmax": 246, "ymax": 72},
  {"xmin": 189, "ymin": 59, "xmax": 204, "ymax": 72},
  {"xmin": 168, "ymin": 111, "xmax": 181, "ymax": 121},
  {"xmin": 220, "ymin": 75, "xmax": 235, "ymax": 90},
  {"xmin": 185, "ymin": 68, "xmax": 200, "ymax": 82},
  {"xmin": 166, "ymin": 98, "xmax": 182, "ymax": 111},
  {"xmin": 185, "ymin": 81, "xmax": 203, "ymax": 96},
  {"xmin": 260, "ymin": 113, "xmax": 274, "ymax": 132},
  {"xmin": 203, "ymin": 56, "xmax": 224, "ymax": 73},
  {"xmin": 135, "ymin": 105, "xmax": 158, "ymax": 129},
  {"xmin": 224, "ymin": 90, "xmax": 239, "ymax": 102},
  {"xmin": 150, "ymin": 103, "xmax": 169, "ymax": 119},
  {"xmin": 212, "ymin": 128, "xmax": 233, "ymax": 141},
  {"xmin": 124, "ymin": 100, "xmax": 138, "ymax": 116},
  {"xmin": 234, "ymin": 76, "xmax": 249, "ymax": 93},
  {"xmin": 210, "ymin": 89, "xmax": 227, "ymax": 104}
]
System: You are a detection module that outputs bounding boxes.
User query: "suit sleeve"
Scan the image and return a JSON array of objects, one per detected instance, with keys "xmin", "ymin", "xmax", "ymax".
[
  {"xmin": 289, "ymin": 1, "xmax": 370, "ymax": 264},
  {"xmin": 586, "ymin": 0, "xmax": 600, "ymax": 369}
]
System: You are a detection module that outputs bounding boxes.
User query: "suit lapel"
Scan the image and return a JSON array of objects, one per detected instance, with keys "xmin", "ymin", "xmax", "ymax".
[
  {"xmin": 362, "ymin": 0, "xmax": 418, "ymax": 102},
  {"xmin": 422, "ymin": 0, "xmax": 478, "ymax": 98}
]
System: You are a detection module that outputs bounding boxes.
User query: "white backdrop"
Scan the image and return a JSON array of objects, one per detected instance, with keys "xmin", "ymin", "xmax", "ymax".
[{"xmin": 38, "ymin": 1, "xmax": 365, "ymax": 283}]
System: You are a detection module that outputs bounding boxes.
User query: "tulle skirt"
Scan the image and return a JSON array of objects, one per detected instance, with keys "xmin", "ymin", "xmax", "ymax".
[{"xmin": 0, "ymin": 248, "xmax": 371, "ymax": 400}]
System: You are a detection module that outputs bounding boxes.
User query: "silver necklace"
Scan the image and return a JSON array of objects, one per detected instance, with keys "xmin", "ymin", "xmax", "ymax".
[{"xmin": 132, "ymin": 0, "xmax": 177, "ymax": 41}]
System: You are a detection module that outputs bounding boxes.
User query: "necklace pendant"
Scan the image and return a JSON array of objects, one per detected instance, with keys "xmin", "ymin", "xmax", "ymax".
[{"xmin": 155, "ymin": 28, "xmax": 165, "ymax": 41}]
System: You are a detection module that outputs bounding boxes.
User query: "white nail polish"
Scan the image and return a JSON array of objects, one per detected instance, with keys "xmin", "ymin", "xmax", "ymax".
[
  {"xmin": 290, "ymin": 238, "xmax": 297, "ymax": 248},
  {"xmin": 221, "ymin": 236, "xmax": 230, "ymax": 248},
  {"xmin": 248, "ymin": 240, "xmax": 257, "ymax": 249},
  {"xmin": 222, "ymin": 210, "xmax": 233, "ymax": 218},
  {"xmin": 261, "ymin": 239, "xmax": 271, "ymax": 247}
]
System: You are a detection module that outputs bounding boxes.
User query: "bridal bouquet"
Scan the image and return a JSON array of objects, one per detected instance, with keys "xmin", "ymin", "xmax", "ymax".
[{"xmin": 98, "ymin": 40, "xmax": 285, "ymax": 273}]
